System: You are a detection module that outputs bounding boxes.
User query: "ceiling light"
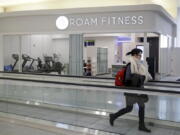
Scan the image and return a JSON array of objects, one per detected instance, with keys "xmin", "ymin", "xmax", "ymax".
[
  {"xmin": 95, "ymin": 111, "xmax": 100, "ymax": 115},
  {"xmin": 107, "ymin": 100, "xmax": 112, "ymax": 104},
  {"xmin": 101, "ymin": 112, "xmax": 107, "ymax": 116}
]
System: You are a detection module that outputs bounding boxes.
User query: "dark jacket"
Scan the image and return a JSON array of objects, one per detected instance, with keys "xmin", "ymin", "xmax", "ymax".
[
  {"xmin": 124, "ymin": 63, "xmax": 148, "ymax": 104},
  {"xmin": 124, "ymin": 63, "xmax": 145, "ymax": 87}
]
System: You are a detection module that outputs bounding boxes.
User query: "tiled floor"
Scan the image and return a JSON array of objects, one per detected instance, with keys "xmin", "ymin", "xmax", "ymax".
[
  {"xmin": 0, "ymin": 120, "xmax": 59, "ymax": 135},
  {"xmin": 1, "ymin": 79, "xmax": 180, "ymax": 123},
  {"xmin": 0, "ymin": 76, "xmax": 180, "ymax": 134},
  {"xmin": 0, "ymin": 102, "xmax": 180, "ymax": 135},
  {"xmin": 0, "ymin": 117, "xmax": 120, "ymax": 135}
]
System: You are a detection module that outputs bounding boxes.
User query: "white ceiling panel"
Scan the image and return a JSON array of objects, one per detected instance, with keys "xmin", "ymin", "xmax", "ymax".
[
  {"xmin": 178, "ymin": 0, "xmax": 180, "ymax": 7},
  {"xmin": 0, "ymin": 0, "xmax": 50, "ymax": 7}
]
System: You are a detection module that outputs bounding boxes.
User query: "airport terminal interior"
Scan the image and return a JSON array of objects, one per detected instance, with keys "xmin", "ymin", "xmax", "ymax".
[{"xmin": 1, "ymin": 0, "xmax": 180, "ymax": 135}]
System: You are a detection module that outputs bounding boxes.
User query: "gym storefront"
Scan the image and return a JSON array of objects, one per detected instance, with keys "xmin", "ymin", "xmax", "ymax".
[{"xmin": 0, "ymin": 4, "xmax": 176, "ymax": 77}]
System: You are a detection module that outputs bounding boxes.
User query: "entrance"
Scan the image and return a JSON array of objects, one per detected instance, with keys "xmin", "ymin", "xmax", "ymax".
[{"xmin": 3, "ymin": 32, "xmax": 161, "ymax": 78}]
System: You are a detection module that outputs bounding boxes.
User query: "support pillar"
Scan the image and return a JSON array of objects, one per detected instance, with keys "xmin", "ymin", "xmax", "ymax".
[
  {"xmin": 0, "ymin": 35, "xmax": 3, "ymax": 71},
  {"xmin": 69, "ymin": 34, "xmax": 83, "ymax": 76},
  {"xmin": 143, "ymin": 32, "xmax": 149, "ymax": 61}
]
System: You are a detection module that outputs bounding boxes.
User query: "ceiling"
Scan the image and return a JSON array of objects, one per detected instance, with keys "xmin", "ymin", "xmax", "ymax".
[
  {"xmin": 0, "ymin": 0, "xmax": 178, "ymax": 17},
  {"xmin": 0, "ymin": 0, "xmax": 51, "ymax": 7},
  {"xmin": 0, "ymin": 0, "xmax": 179, "ymax": 7},
  {"xmin": 178, "ymin": 0, "xmax": 180, "ymax": 7}
]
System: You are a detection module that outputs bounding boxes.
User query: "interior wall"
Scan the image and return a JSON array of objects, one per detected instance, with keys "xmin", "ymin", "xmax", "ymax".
[
  {"xmin": 159, "ymin": 35, "xmax": 172, "ymax": 75},
  {"xmin": 176, "ymin": 8, "xmax": 180, "ymax": 48},
  {"xmin": 4, "ymin": 35, "xmax": 69, "ymax": 68},
  {"xmin": 171, "ymin": 48, "xmax": 180, "ymax": 75},
  {"xmin": 0, "ymin": 35, "xmax": 3, "ymax": 71},
  {"xmin": 51, "ymin": 38, "xmax": 69, "ymax": 64},
  {"xmin": 84, "ymin": 35, "xmax": 139, "ymax": 69},
  {"xmin": 121, "ymin": 42, "xmax": 136, "ymax": 62},
  {"xmin": 84, "ymin": 37, "xmax": 115, "ymax": 69},
  {"xmin": 24, "ymin": 35, "xmax": 69, "ymax": 64},
  {"xmin": 3, "ymin": 35, "xmax": 20, "ymax": 67}
]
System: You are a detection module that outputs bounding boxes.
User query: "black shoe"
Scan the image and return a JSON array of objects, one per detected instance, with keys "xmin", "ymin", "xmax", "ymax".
[
  {"xmin": 139, "ymin": 126, "xmax": 151, "ymax": 133},
  {"xmin": 109, "ymin": 114, "xmax": 114, "ymax": 126}
]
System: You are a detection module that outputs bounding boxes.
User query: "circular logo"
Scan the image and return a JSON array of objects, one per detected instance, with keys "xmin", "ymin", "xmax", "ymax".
[{"xmin": 56, "ymin": 16, "xmax": 69, "ymax": 30}]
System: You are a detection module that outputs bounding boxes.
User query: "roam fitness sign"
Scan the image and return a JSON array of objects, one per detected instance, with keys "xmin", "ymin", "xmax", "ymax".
[{"xmin": 56, "ymin": 15, "xmax": 144, "ymax": 30}]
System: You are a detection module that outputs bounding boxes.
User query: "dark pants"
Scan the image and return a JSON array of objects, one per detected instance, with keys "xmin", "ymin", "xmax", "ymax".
[{"xmin": 113, "ymin": 93, "xmax": 148, "ymax": 126}]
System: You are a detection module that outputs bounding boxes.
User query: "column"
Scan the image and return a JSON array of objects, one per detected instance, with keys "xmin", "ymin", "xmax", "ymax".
[
  {"xmin": 143, "ymin": 32, "xmax": 149, "ymax": 61},
  {"xmin": 18, "ymin": 36, "xmax": 22, "ymax": 72},
  {"xmin": 69, "ymin": 34, "xmax": 83, "ymax": 76},
  {"xmin": 0, "ymin": 35, "xmax": 3, "ymax": 71}
]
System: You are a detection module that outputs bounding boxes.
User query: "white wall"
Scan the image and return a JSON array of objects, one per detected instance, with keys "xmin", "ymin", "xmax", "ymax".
[
  {"xmin": 0, "ymin": 35, "xmax": 3, "ymax": 71},
  {"xmin": 171, "ymin": 48, "xmax": 180, "ymax": 75},
  {"xmin": 4, "ymin": 35, "xmax": 69, "ymax": 69},
  {"xmin": 3, "ymin": 35, "xmax": 20, "ymax": 68},
  {"xmin": 51, "ymin": 38, "xmax": 69, "ymax": 64},
  {"xmin": 84, "ymin": 36, "xmax": 139, "ymax": 69},
  {"xmin": 159, "ymin": 35, "xmax": 173, "ymax": 75},
  {"xmin": 29, "ymin": 35, "xmax": 69, "ymax": 64},
  {"xmin": 176, "ymin": 8, "xmax": 180, "ymax": 47},
  {"xmin": 84, "ymin": 37, "xmax": 115, "ymax": 68},
  {"xmin": 172, "ymin": 8, "xmax": 180, "ymax": 75}
]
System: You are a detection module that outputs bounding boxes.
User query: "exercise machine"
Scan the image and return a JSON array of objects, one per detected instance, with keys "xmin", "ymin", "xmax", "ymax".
[
  {"xmin": 12, "ymin": 54, "xmax": 19, "ymax": 71},
  {"xmin": 22, "ymin": 54, "xmax": 37, "ymax": 72},
  {"xmin": 37, "ymin": 55, "xmax": 64, "ymax": 74},
  {"xmin": 4, "ymin": 54, "xmax": 19, "ymax": 72}
]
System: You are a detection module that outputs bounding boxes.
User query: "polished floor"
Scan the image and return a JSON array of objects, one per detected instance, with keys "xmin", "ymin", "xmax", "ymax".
[
  {"xmin": 0, "ymin": 112, "xmax": 117, "ymax": 135},
  {"xmin": 1, "ymin": 79, "xmax": 180, "ymax": 123},
  {"xmin": 0, "ymin": 77, "xmax": 180, "ymax": 134},
  {"xmin": 0, "ymin": 120, "xmax": 59, "ymax": 135},
  {"xmin": 0, "ymin": 101, "xmax": 180, "ymax": 135}
]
